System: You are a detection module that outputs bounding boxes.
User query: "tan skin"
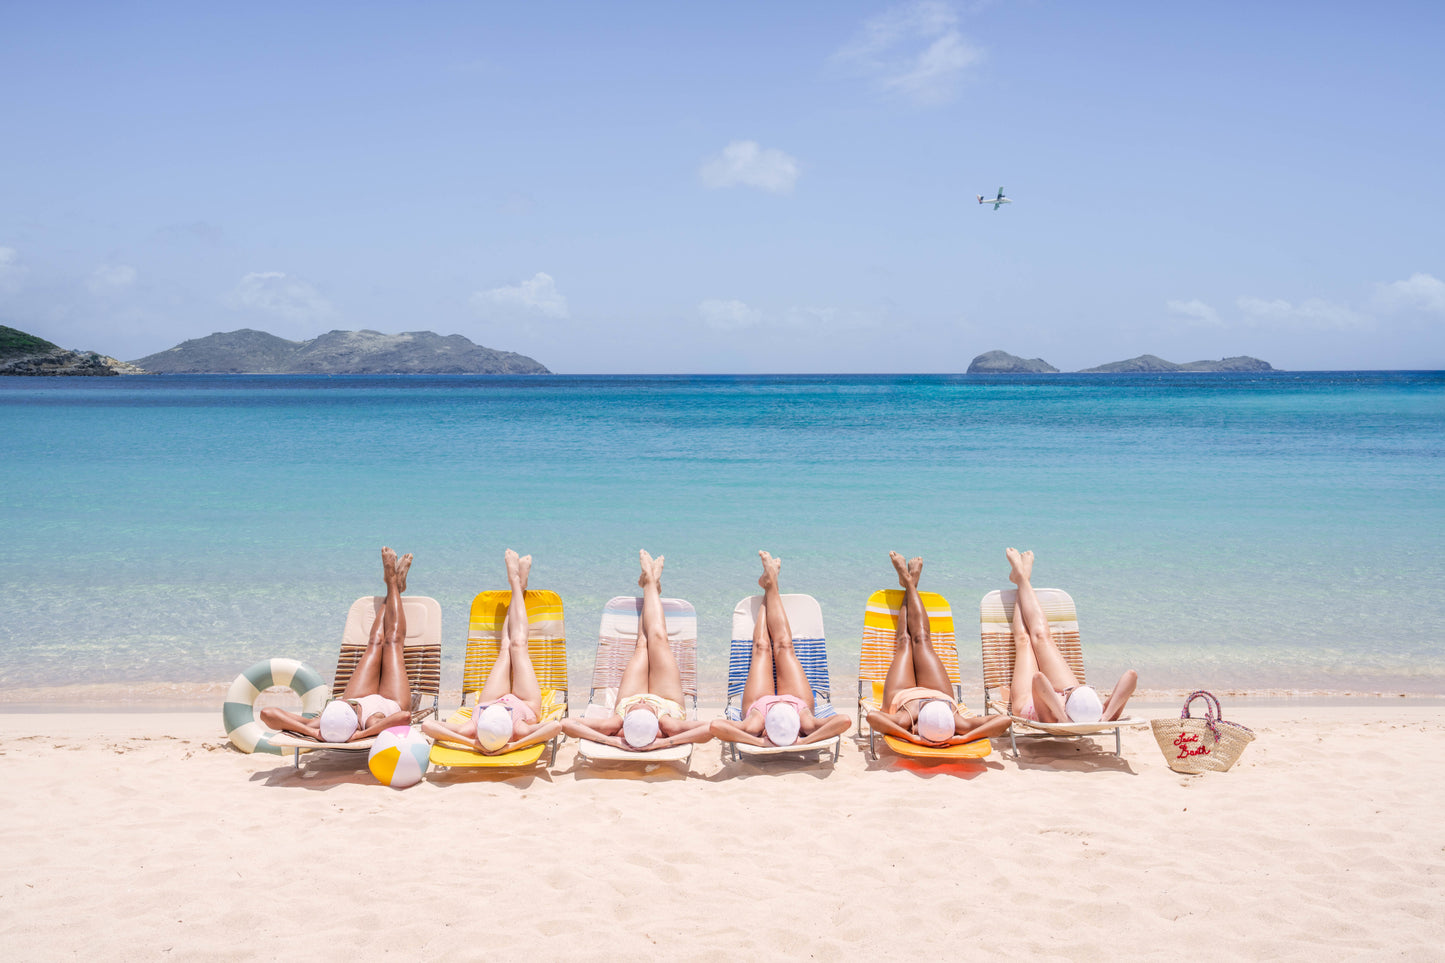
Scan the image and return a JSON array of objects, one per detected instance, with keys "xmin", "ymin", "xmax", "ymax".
[
  {"xmin": 422, "ymin": 550, "xmax": 563, "ymax": 755},
  {"xmin": 260, "ymin": 547, "xmax": 414, "ymax": 742},
  {"xmin": 560, "ymin": 551, "xmax": 714, "ymax": 752},
  {"xmin": 1003, "ymin": 547, "xmax": 1137, "ymax": 722},
  {"xmin": 709, "ymin": 551, "xmax": 852, "ymax": 748},
  {"xmin": 864, "ymin": 552, "xmax": 1012, "ymax": 748}
]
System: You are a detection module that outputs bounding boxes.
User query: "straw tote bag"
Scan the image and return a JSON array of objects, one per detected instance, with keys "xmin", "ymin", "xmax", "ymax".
[{"xmin": 1151, "ymin": 690, "xmax": 1255, "ymax": 773}]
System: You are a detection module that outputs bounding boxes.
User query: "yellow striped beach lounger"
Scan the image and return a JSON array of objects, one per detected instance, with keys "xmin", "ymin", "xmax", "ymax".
[
  {"xmin": 858, "ymin": 589, "xmax": 992, "ymax": 762},
  {"xmin": 429, "ymin": 589, "xmax": 568, "ymax": 769},
  {"xmin": 980, "ymin": 587, "xmax": 1144, "ymax": 757}
]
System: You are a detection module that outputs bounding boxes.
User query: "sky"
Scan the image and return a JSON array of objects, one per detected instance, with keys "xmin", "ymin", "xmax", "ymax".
[{"xmin": 2, "ymin": 1, "xmax": 1443, "ymax": 372}]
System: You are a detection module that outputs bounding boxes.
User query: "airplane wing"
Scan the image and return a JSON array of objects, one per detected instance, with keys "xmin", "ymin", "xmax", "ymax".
[
  {"xmin": 996, "ymin": 187, "xmax": 1005, "ymax": 200},
  {"xmin": 993, "ymin": 200, "xmax": 1002, "ymax": 210}
]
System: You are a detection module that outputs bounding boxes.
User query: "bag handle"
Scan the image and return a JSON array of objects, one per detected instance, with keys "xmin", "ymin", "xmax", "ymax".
[{"xmin": 1181, "ymin": 690, "xmax": 1223, "ymax": 739}]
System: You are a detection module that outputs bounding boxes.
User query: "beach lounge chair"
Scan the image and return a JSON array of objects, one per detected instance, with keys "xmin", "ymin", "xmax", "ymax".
[
  {"xmin": 857, "ymin": 589, "xmax": 992, "ymax": 762},
  {"xmin": 428, "ymin": 590, "xmax": 568, "ymax": 770},
  {"xmin": 980, "ymin": 587, "xmax": 1145, "ymax": 757},
  {"xmin": 268, "ymin": 595, "xmax": 442, "ymax": 767},
  {"xmin": 573, "ymin": 596, "xmax": 699, "ymax": 768},
  {"xmin": 720, "ymin": 593, "xmax": 842, "ymax": 764}
]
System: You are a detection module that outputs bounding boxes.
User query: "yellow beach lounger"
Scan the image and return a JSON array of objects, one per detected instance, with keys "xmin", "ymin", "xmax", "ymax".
[
  {"xmin": 980, "ymin": 587, "xmax": 1145, "ymax": 757},
  {"xmin": 268, "ymin": 595, "xmax": 442, "ymax": 767},
  {"xmin": 857, "ymin": 589, "xmax": 992, "ymax": 762},
  {"xmin": 574, "ymin": 596, "xmax": 699, "ymax": 768},
  {"xmin": 428, "ymin": 589, "xmax": 567, "ymax": 769}
]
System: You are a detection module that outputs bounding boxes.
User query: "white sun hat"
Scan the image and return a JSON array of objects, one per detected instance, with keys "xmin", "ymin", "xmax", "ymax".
[
  {"xmin": 915, "ymin": 699, "xmax": 955, "ymax": 743},
  {"xmin": 622, "ymin": 708, "xmax": 660, "ymax": 749},
  {"xmin": 763, "ymin": 702, "xmax": 802, "ymax": 746},
  {"xmin": 474, "ymin": 703, "xmax": 513, "ymax": 752},
  {"xmin": 1065, "ymin": 685, "xmax": 1104, "ymax": 723},
  {"xmin": 318, "ymin": 700, "xmax": 359, "ymax": 743}
]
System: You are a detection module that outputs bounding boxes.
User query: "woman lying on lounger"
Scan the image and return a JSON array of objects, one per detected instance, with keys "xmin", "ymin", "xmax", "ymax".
[
  {"xmin": 260, "ymin": 547, "xmax": 414, "ymax": 743},
  {"xmin": 709, "ymin": 551, "xmax": 852, "ymax": 749},
  {"xmin": 865, "ymin": 552, "xmax": 1012, "ymax": 747},
  {"xmin": 1004, "ymin": 547, "xmax": 1137, "ymax": 723},
  {"xmin": 422, "ymin": 550, "xmax": 564, "ymax": 755},
  {"xmin": 560, "ymin": 550, "xmax": 714, "ymax": 752}
]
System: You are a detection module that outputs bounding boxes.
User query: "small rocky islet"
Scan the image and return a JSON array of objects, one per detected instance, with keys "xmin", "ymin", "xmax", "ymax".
[{"xmin": 966, "ymin": 349, "xmax": 1275, "ymax": 374}]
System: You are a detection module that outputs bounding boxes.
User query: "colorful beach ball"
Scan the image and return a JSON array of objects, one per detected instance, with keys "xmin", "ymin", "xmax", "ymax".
[{"xmin": 367, "ymin": 726, "xmax": 430, "ymax": 788}]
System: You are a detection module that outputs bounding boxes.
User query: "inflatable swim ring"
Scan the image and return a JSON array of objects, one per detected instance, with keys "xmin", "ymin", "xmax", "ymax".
[{"xmin": 223, "ymin": 658, "xmax": 329, "ymax": 754}]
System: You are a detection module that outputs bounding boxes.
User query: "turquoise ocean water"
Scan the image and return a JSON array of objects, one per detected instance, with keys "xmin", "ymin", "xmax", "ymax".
[{"xmin": 2, "ymin": 373, "xmax": 1442, "ymax": 699}]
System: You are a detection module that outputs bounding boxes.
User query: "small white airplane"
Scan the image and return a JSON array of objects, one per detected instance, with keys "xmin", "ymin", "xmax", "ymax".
[{"xmin": 977, "ymin": 187, "xmax": 1011, "ymax": 210}]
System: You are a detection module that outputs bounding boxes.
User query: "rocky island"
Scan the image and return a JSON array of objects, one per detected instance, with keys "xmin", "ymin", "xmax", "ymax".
[
  {"xmin": 966, "ymin": 350, "xmax": 1060, "ymax": 374},
  {"xmin": 131, "ymin": 328, "xmax": 550, "ymax": 374},
  {"xmin": 966, "ymin": 348, "xmax": 1276, "ymax": 374},
  {"xmin": 0, "ymin": 325, "xmax": 145, "ymax": 376},
  {"xmin": 1079, "ymin": 355, "xmax": 1275, "ymax": 373}
]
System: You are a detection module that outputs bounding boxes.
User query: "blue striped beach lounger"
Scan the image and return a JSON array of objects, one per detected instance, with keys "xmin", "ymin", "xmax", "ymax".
[{"xmin": 723, "ymin": 593, "xmax": 842, "ymax": 764}]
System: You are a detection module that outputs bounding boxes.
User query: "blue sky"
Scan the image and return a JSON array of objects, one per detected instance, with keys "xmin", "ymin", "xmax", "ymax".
[{"xmin": 2, "ymin": 1, "xmax": 1442, "ymax": 372}]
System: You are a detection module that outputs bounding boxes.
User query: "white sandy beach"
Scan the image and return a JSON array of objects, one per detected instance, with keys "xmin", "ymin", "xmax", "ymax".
[{"xmin": 1, "ymin": 704, "xmax": 1441, "ymax": 961}]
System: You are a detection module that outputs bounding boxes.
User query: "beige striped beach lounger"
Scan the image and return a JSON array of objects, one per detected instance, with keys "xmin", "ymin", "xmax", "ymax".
[
  {"xmin": 980, "ymin": 587, "xmax": 1144, "ymax": 757},
  {"xmin": 574, "ymin": 596, "xmax": 699, "ymax": 768},
  {"xmin": 268, "ymin": 595, "xmax": 442, "ymax": 767}
]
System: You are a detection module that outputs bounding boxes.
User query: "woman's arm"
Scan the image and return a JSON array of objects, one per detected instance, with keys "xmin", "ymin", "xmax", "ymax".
[
  {"xmin": 422, "ymin": 716, "xmax": 479, "ymax": 750},
  {"xmin": 709, "ymin": 718, "xmax": 768, "ymax": 746},
  {"xmin": 797, "ymin": 711, "xmax": 851, "ymax": 745},
  {"xmin": 351, "ymin": 709, "xmax": 411, "ymax": 741},
  {"xmin": 866, "ymin": 708, "xmax": 936, "ymax": 746},
  {"xmin": 502, "ymin": 719, "xmax": 564, "ymax": 753}
]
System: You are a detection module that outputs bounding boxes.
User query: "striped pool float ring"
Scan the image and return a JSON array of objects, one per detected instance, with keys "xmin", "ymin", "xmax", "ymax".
[{"xmin": 223, "ymin": 658, "xmax": 329, "ymax": 754}]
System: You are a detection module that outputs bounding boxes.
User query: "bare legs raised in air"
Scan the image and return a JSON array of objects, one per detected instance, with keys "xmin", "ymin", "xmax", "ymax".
[
  {"xmin": 865, "ymin": 552, "xmax": 1011, "ymax": 747},
  {"xmin": 260, "ymin": 547, "xmax": 414, "ymax": 742},
  {"xmin": 709, "ymin": 551, "xmax": 852, "ymax": 748},
  {"xmin": 422, "ymin": 550, "xmax": 564, "ymax": 754},
  {"xmin": 560, "ymin": 551, "xmax": 714, "ymax": 752},
  {"xmin": 1004, "ymin": 547, "xmax": 1137, "ymax": 723}
]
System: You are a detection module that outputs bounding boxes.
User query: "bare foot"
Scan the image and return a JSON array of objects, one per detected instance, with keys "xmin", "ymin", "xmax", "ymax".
[
  {"xmin": 758, "ymin": 550, "xmax": 781, "ymax": 590},
  {"xmin": 651, "ymin": 553, "xmax": 664, "ymax": 582},
  {"xmin": 394, "ymin": 553, "xmax": 412, "ymax": 593},
  {"xmin": 1020, "ymin": 550, "xmax": 1035, "ymax": 581},
  {"xmin": 518, "ymin": 554, "xmax": 532, "ymax": 589},
  {"xmin": 908, "ymin": 556, "xmax": 923, "ymax": 585},
  {"xmin": 639, "ymin": 549, "xmax": 655, "ymax": 588},
  {"xmin": 889, "ymin": 551, "xmax": 911, "ymax": 588},
  {"xmin": 505, "ymin": 548, "xmax": 521, "ymax": 585},
  {"xmin": 382, "ymin": 546, "xmax": 398, "ymax": 584},
  {"xmin": 1006, "ymin": 547, "xmax": 1031, "ymax": 585}
]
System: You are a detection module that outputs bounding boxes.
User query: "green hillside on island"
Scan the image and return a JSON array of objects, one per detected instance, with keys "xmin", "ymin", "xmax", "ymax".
[
  {"xmin": 131, "ymin": 328, "xmax": 550, "ymax": 375},
  {"xmin": 0, "ymin": 324, "xmax": 144, "ymax": 376}
]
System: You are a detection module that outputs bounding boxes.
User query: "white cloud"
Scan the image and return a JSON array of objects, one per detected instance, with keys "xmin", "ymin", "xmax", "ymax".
[
  {"xmin": 0, "ymin": 246, "xmax": 26, "ymax": 295},
  {"xmin": 1236, "ymin": 295, "xmax": 1369, "ymax": 331},
  {"xmin": 1167, "ymin": 299, "xmax": 1222, "ymax": 326},
  {"xmin": 87, "ymin": 264, "xmax": 138, "ymax": 294},
  {"xmin": 474, "ymin": 272, "xmax": 569, "ymax": 319},
  {"xmin": 1373, "ymin": 272, "xmax": 1445, "ymax": 315},
  {"xmin": 834, "ymin": 1, "xmax": 983, "ymax": 106},
  {"xmin": 699, "ymin": 141, "xmax": 800, "ymax": 194},
  {"xmin": 699, "ymin": 299, "xmax": 762, "ymax": 330},
  {"xmin": 226, "ymin": 271, "xmax": 333, "ymax": 321}
]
